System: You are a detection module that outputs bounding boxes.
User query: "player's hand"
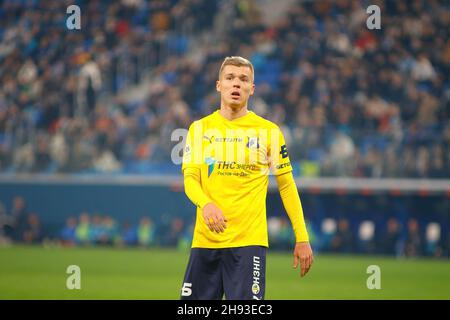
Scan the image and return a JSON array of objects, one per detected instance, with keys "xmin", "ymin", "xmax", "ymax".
[
  {"xmin": 293, "ymin": 242, "xmax": 313, "ymax": 277},
  {"xmin": 202, "ymin": 203, "xmax": 227, "ymax": 233}
]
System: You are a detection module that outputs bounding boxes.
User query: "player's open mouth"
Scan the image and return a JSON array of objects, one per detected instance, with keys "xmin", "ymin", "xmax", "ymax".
[{"xmin": 231, "ymin": 91, "xmax": 241, "ymax": 99}]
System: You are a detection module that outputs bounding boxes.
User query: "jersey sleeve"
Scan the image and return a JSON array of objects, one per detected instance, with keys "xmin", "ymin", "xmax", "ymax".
[
  {"xmin": 182, "ymin": 121, "xmax": 202, "ymax": 173},
  {"xmin": 184, "ymin": 167, "xmax": 212, "ymax": 209},
  {"xmin": 269, "ymin": 126, "xmax": 293, "ymax": 176},
  {"xmin": 276, "ymin": 171, "xmax": 309, "ymax": 242}
]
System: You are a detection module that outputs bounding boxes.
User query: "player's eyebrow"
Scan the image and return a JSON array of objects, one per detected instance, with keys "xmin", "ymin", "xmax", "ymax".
[{"xmin": 224, "ymin": 73, "xmax": 250, "ymax": 79}]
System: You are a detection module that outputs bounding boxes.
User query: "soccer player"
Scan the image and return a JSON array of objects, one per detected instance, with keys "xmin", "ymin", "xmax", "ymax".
[{"xmin": 180, "ymin": 56, "xmax": 313, "ymax": 300}]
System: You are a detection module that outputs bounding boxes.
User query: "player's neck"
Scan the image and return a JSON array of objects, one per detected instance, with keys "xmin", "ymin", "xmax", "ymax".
[{"xmin": 219, "ymin": 105, "xmax": 249, "ymax": 121}]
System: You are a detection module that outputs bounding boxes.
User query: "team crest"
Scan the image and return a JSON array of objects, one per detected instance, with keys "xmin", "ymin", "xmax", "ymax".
[{"xmin": 246, "ymin": 137, "xmax": 259, "ymax": 149}]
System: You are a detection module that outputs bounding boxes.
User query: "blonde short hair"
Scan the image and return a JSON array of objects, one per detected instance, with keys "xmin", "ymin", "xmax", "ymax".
[{"xmin": 219, "ymin": 56, "xmax": 254, "ymax": 81}]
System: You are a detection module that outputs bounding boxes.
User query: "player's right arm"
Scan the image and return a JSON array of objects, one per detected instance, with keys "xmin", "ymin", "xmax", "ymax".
[
  {"xmin": 183, "ymin": 168, "xmax": 227, "ymax": 233},
  {"xmin": 182, "ymin": 122, "xmax": 226, "ymax": 233}
]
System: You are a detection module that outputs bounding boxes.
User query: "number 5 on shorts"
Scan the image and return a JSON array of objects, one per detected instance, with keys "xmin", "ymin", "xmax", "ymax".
[{"xmin": 181, "ymin": 282, "xmax": 192, "ymax": 297}]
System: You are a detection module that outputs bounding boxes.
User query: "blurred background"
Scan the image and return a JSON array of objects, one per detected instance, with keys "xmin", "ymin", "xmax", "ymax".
[{"xmin": 0, "ymin": 0, "xmax": 449, "ymax": 266}]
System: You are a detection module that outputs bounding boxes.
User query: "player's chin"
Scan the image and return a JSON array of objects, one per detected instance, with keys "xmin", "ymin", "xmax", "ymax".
[{"xmin": 228, "ymin": 99, "xmax": 245, "ymax": 109}]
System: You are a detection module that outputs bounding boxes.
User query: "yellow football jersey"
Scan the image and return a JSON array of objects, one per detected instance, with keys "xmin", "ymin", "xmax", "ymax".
[{"xmin": 182, "ymin": 110, "xmax": 292, "ymax": 248}]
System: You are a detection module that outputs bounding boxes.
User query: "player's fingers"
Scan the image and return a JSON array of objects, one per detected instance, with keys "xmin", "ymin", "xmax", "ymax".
[
  {"xmin": 221, "ymin": 216, "xmax": 227, "ymax": 229},
  {"xmin": 218, "ymin": 215, "xmax": 227, "ymax": 230},
  {"xmin": 212, "ymin": 215, "xmax": 223, "ymax": 233},
  {"xmin": 304, "ymin": 255, "xmax": 312, "ymax": 276},
  {"xmin": 211, "ymin": 219, "xmax": 221, "ymax": 233},
  {"xmin": 213, "ymin": 216, "xmax": 224, "ymax": 233},
  {"xmin": 216, "ymin": 221, "xmax": 224, "ymax": 233},
  {"xmin": 306, "ymin": 254, "xmax": 312, "ymax": 272},
  {"xmin": 300, "ymin": 256, "xmax": 307, "ymax": 277},
  {"xmin": 215, "ymin": 210, "xmax": 227, "ymax": 228},
  {"xmin": 292, "ymin": 254, "xmax": 299, "ymax": 269},
  {"xmin": 205, "ymin": 217, "xmax": 214, "ymax": 232}
]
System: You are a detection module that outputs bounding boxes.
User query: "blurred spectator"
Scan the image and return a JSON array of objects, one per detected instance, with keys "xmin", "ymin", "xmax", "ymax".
[
  {"xmin": 0, "ymin": 201, "xmax": 11, "ymax": 244},
  {"xmin": 6, "ymin": 196, "xmax": 29, "ymax": 242},
  {"xmin": 22, "ymin": 213, "xmax": 42, "ymax": 244},
  {"xmin": 75, "ymin": 212, "xmax": 91, "ymax": 245},
  {"xmin": 33, "ymin": 136, "xmax": 52, "ymax": 173},
  {"xmin": 320, "ymin": 218, "xmax": 337, "ymax": 252},
  {"xmin": 277, "ymin": 218, "xmax": 295, "ymax": 250},
  {"xmin": 412, "ymin": 53, "xmax": 436, "ymax": 82},
  {"xmin": 137, "ymin": 217, "xmax": 156, "ymax": 247},
  {"xmin": 404, "ymin": 218, "xmax": 424, "ymax": 258},
  {"xmin": 93, "ymin": 149, "xmax": 122, "ymax": 173},
  {"xmin": 177, "ymin": 222, "xmax": 195, "ymax": 251},
  {"xmin": 328, "ymin": 132, "xmax": 356, "ymax": 176},
  {"xmin": 118, "ymin": 222, "xmax": 137, "ymax": 247},
  {"xmin": 268, "ymin": 217, "xmax": 295, "ymax": 250},
  {"xmin": 90, "ymin": 214, "xmax": 104, "ymax": 244},
  {"xmin": 331, "ymin": 218, "xmax": 355, "ymax": 253},
  {"xmin": 161, "ymin": 217, "xmax": 185, "ymax": 247},
  {"xmin": 60, "ymin": 216, "xmax": 77, "ymax": 247},
  {"xmin": 357, "ymin": 220, "xmax": 376, "ymax": 254},
  {"xmin": 425, "ymin": 222, "xmax": 443, "ymax": 257},
  {"xmin": 78, "ymin": 59, "xmax": 102, "ymax": 117},
  {"xmin": 378, "ymin": 217, "xmax": 402, "ymax": 256},
  {"xmin": 101, "ymin": 216, "xmax": 119, "ymax": 245},
  {"xmin": 445, "ymin": 230, "xmax": 450, "ymax": 258}
]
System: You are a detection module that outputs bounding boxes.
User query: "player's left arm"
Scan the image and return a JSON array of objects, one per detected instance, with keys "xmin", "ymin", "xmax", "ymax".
[
  {"xmin": 270, "ymin": 125, "xmax": 313, "ymax": 277},
  {"xmin": 275, "ymin": 171, "xmax": 314, "ymax": 277}
]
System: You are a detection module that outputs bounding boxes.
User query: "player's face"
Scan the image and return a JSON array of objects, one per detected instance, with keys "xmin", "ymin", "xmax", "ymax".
[{"xmin": 216, "ymin": 65, "xmax": 255, "ymax": 109}]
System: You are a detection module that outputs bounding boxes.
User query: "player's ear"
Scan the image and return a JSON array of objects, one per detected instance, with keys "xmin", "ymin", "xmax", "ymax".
[
  {"xmin": 216, "ymin": 80, "xmax": 221, "ymax": 92},
  {"xmin": 249, "ymin": 83, "xmax": 255, "ymax": 96}
]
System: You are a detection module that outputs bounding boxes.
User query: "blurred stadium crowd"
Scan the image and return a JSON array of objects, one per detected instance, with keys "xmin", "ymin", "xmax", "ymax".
[
  {"xmin": 0, "ymin": 196, "xmax": 194, "ymax": 249},
  {"xmin": 0, "ymin": 0, "xmax": 449, "ymax": 178},
  {"xmin": 1, "ymin": 195, "xmax": 449, "ymax": 258}
]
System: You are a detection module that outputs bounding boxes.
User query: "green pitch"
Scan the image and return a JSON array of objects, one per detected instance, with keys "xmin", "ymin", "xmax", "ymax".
[{"xmin": 0, "ymin": 245, "xmax": 449, "ymax": 299}]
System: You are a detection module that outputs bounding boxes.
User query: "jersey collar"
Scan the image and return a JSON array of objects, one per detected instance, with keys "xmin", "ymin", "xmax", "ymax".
[{"xmin": 214, "ymin": 109, "xmax": 254, "ymax": 123}]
